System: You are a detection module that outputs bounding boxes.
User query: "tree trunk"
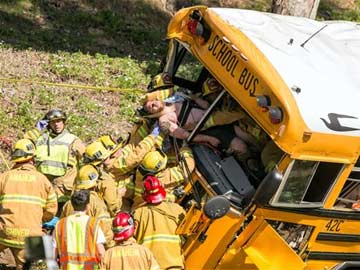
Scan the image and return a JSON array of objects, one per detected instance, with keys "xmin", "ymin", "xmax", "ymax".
[{"xmin": 271, "ymin": 0, "xmax": 321, "ymax": 19}]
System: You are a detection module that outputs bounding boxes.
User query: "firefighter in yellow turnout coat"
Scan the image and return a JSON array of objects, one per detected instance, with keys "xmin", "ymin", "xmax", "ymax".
[
  {"xmin": 104, "ymin": 128, "xmax": 165, "ymax": 211},
  {"xmin": 83, "ymin": 140, "xmax": 120, "ymax": 216},
  {"xmin": 100, "ymin": 212, "xmax": 160, "ymax": 270},
  {"xmin": 132, "ymin": 146, "xmax": 194, "ymax": 209},
  {"xmin": 61, "ymin": 164, "xmax": 114, "ymax": 247},
  {"xmin": 134, "ymin": 176, "xmax": 185, "ymax": 270},
  {"xmin": 0, "ymin": 139, "xmax": 57, "ymax": 269}
]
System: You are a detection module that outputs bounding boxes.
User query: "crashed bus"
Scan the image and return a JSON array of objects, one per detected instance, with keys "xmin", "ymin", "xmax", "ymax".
[{"xmin": 143, "ymin": 5, "xmax": 360, "ymax": 270}]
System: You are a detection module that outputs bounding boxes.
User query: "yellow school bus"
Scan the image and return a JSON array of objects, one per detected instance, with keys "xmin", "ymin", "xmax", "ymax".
[{"xmin": 152, "ymin": 5, "xmax": 360, "ymax": 270}]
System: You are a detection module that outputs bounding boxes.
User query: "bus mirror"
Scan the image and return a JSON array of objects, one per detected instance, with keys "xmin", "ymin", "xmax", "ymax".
[
  {"xmin": 252, "ymin": 169, "xmax": 282, "ymax": 207},
  {"xmin": 203, "ymin": 195, "xmax": 230, "ymax": 220}
]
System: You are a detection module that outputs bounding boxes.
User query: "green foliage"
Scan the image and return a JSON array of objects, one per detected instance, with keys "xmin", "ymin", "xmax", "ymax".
[
  {"xmin": 37, "ymin": 88, "xmax": 55, "ymax": 106},
  {"xmin": 48, "ymin": 52, "xmax": 150, "ymax": 88},
  {"xmin": 118, "ymin": 91, "xmax": 141, "ymax": 122}
]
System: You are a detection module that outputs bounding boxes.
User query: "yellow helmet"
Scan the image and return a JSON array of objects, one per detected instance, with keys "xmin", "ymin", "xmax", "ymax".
[
  {"xmin": 10, "ymin": 139, "xmax": 36, "ymax": 163},
  {"xmin": 97, "ymin": 135, "xmax": 122, "ymax": 154},
  {"xmin": 83, "ymin": 141, "xmax": 111, "ymax": 165},
  {"xmin": 76, "ymin": 164, "xmax": 99, "ymax": 189},
  {"xmin": 202, "ymin": 78, "xmax": 223, "ymax": 96},
  {"xmin": 138, "ymin": 149, "xmax": 168, "ymax": 176},
  {"xmin": 149, "ymin": 72, "xmax": 173, "ymax": 91}
]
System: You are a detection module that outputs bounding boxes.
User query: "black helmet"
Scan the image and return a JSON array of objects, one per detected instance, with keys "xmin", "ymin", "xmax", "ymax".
[{"xmin": 44, "ymin": 109, "xmax": 67, "ymax": 122}]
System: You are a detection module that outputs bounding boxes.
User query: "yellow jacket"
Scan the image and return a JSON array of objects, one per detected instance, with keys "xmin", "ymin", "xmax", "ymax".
[
  {"xmin": 132, "ymin": 147, "xmax": 195, "ymax": 209},
  {"xmin": 96, "ymin": 168, "xmax": 121, "ymax": 216},
  {"xmin": 100, "ymin": 237, "xmax": 160, "ymax": 270},
  {"xmin": 109, "ymin": 134, "xmax": 163, "ymax": 211},
  {"xmin": 0, "ymin": 163, "xmax": 57, "ymax": 248},
  {"xmin": 134, "ymin": 201, "xmax": 186, "ymax": 270}
]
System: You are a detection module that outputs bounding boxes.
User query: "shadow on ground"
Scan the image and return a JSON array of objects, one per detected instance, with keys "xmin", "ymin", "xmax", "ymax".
[{"xmin": 0, "ymin": 0, "xmax": 173, "ymax": 62}]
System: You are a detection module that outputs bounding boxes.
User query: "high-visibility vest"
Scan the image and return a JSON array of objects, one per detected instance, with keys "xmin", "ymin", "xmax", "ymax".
[
  {"xmin": 55, "ymin": 214, "xmax": 100, "ymax": 270},
  {"xmin": 36, "ymin": 130, "xmax": 77, "ymax": 176}
]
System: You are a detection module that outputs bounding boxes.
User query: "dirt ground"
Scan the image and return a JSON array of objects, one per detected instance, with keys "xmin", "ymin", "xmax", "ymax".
[{"xmin": 0, "ymin": 249, "xmax": 16, "ymax": 269}]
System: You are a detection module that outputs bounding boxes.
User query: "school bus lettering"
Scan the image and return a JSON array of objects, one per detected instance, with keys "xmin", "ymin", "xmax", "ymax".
[
  {"xmin": 208, "ymin": 34, "xmax": 238, "ymax": 78},
  {"xmin": 325, "ymin": 219, "xmax": 344, "ymax": 232},
  {"xmin": 238, "ymin": 67, "xmax": 259, "ymax": 96}
]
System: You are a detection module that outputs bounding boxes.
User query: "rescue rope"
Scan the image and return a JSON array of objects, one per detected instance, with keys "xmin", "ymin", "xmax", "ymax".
[{"xmin": 0, "ymin": 77, "xmax": 144, "ymax": 93}]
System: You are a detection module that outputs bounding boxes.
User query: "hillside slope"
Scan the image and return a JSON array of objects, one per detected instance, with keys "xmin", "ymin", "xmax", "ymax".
[{"xmin": 0, "ymin": 0, "xmax": 359, "ymax": 174}]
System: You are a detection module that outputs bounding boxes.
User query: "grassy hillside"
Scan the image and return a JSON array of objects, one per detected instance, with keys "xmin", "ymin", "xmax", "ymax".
[{"xmin": 0, "ymin": 0, "xmax": 359, "ymax": 172}]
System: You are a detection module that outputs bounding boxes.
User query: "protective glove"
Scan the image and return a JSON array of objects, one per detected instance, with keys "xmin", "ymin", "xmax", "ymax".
[
  {"xmin": 151, "ymin": 123, "xmax": 161, "ymax": 137},
  {"xmin": 36, "ymin": 120, "xmax": 49, "ymax": 131},
  {"xmin": 42, "ymin": 216, "xmax": 59, "ymax": 229}
]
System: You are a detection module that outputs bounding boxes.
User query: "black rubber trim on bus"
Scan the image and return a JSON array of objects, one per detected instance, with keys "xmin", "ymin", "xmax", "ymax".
[
  {"xmin": 316, "ymin": 232, "xmax": 360, "ymax": 242},
  {"xmin": 262, "ymin": 206, "xmax": 360, "ymax": 220},
  {"xmin": 308, "ymin": 252, "xmax": 360, "ymax": 261}
]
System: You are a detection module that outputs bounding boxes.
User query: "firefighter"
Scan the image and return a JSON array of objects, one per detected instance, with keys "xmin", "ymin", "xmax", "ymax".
[
  {"xmin": 54, "ymin": 189, "xmax": 105, "ymax": 270},
  {"xmin": 133, "ymin": 175, "xmax": 186, "ymax": 270},
  {"xmin": 61, "ymin": 164, "xmax": 114, "ymax": 247},
  {"xmin": 94, "ymin": 126, "xmax": 166, "ymax": 211},
  {"xmin": 100, "ymin": 212, "xmax": 160, "ymax": 270},
  {"xmin": 0, "ymin": 139, "xmax": 57, "ymax": 270},
  {"xmin": 83, "ymin": 140, "xmax": 121, "ymax": 216},
  {"xmin": 132, "ymin": 145, "xmax": 195, "ymax": 209},
  {"xmin": 26, "ymin": 108, "xmax": 85, "ymax": 204}
]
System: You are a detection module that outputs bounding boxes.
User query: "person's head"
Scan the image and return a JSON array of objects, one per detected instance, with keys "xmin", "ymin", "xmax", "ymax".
[
  {"xmin": 44, "ymin": 109, "xmax": 67, "ymax": 134},
  {"xmin": 202, "ymin": 78, "xmax": 223, "ymax": 97},
  {"xmin": 142, "ymin": 175, "xmax": 166, "ymax": 204},
  {"xmin": 83, "ymin": 141, "xmax": 111, "ymax": 166},
  {"xmin": 138, "ymin": 149, "xmax": 167, "ymax": 176},
  {"xmin": 112, "ymin": 212, "xmax": 135, "ymax": 242},
  {"xmin": 76, "ymin": 164, "xmax": 99, "ymax": 190},
  {"xmin": 143, "ymin": 100, "xmax": 165, "ymax": 115},
  {"xmin": 148, "ymin": 72, "xmax": 173, "ymax": 92},
  {"xmin": 71, "ymin": 189, "xmax": 90, "ymax": 212},
  {"xmin": 10, "ymin": 138, "xmax": 36, "ymax": 164}
]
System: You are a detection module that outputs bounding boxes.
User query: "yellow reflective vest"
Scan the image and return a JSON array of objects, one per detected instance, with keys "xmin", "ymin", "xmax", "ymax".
[
  {"xmin": 55, "ymin": 213, "xmax": 101, "ymax": 270},
  {"xmin": 36, "ymin": 129, "xmax": 78, "ymax": 177}
]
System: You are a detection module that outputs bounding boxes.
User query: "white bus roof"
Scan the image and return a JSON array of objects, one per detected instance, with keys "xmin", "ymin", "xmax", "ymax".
[{"xmin": 211, "ymin": 8, "xmax": 360, "ymax": 137}]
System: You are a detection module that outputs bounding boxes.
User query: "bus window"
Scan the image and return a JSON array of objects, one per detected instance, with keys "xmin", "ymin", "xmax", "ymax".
[
  {"xmin": 272, "ymin": 160, "xmax": 343, "ymax": 207},
  {"xmin": 169, "ymin": 41, "xmax": 209, "ymax": 92},
  {"xmin": 335, "ymin": 158, "xmax": 360, "ymax": 210}
]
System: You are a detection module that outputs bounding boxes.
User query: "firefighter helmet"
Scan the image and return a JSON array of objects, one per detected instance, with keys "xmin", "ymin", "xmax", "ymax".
[
  {"xmin": 112, "ymin": 212, "xmax": 135, "ymax": 241},
  {"xmin": 10, "ymin": 139, "xmax": 36, "ymax": 163},
  {"xmin": 142, "ymin": 175, "xmax": 166, "ymax": 204},
  {"xmin": 202, "ymin": 78, "xmax": 223, "ymax": 96},
  {"xmin": 76, "ymin": 164, "xmax": 99, "ymax": 189},
  {"xmin": 149, "ymin": 72, "xmax": 173, "ymax": 91},
  {"xmin": 83, "ymin": 141, "xmax": 111, "ymax": 165},
  {"xmin": 44, "ymin": 108, "xmax": 67, "ymax": 122},
  {"xmin": 98, "ymin": 135, "xmax": 122, "ymax": 155},
  {"xmin": 138, "ymin": 149, "xmax": 167, "ymax": 176}
]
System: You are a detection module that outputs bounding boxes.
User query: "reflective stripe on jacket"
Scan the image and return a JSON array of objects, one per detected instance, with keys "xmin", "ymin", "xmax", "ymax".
[
  {"xmin": 36, "ymin": 129, "xmax": 78, "ymax": 176},
  {"xmin": 55, "ymin": 213, "xmax": 100, "ymax": 270}
]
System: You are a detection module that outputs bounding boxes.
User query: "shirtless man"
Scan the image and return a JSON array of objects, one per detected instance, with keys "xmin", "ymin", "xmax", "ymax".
[
  {"xmin": 143, "ymin": 95, "xmax": 253, "ymax": 158},
  {"xmin": 144, "ymin": 97, "xmax": 220, "ymax": 147}
]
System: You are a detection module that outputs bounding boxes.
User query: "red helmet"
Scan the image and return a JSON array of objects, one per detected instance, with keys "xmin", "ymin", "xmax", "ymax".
[
  {"xmin": 112, "ymin": 212, "xmax": 135, "ymax": 241},
  {"xmin": 142, "ymin": 175, "xmax": 166, "ymax": 204}
]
